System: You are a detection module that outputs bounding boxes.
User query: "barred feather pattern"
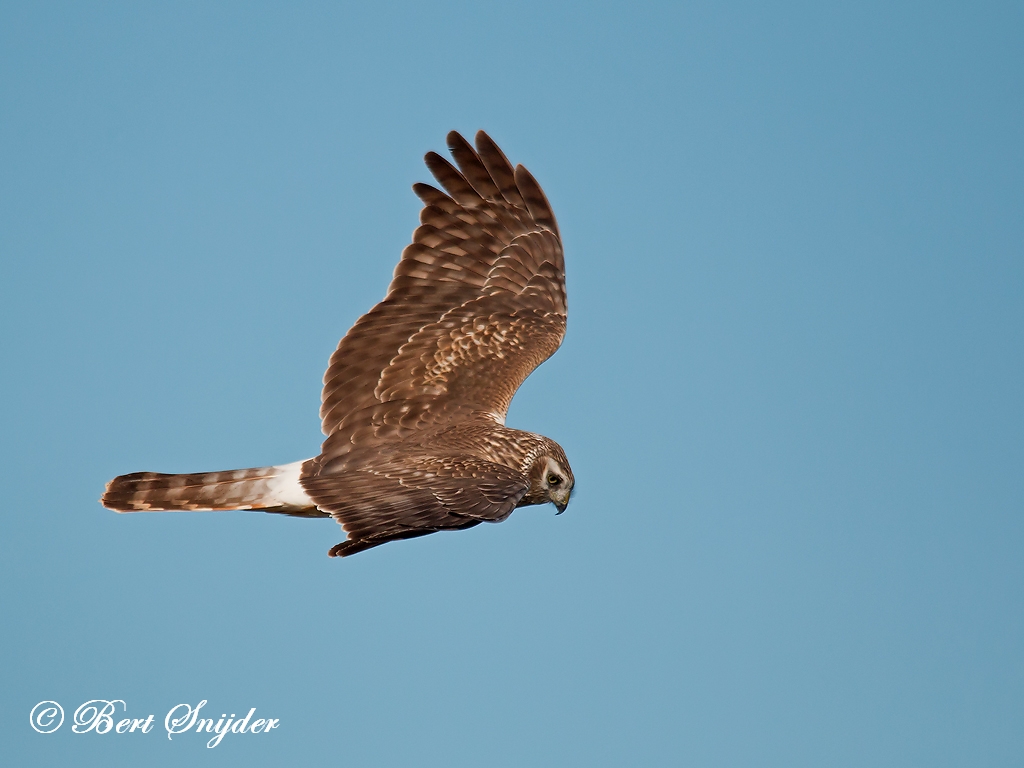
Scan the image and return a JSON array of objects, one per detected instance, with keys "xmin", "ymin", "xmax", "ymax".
[
  {"xmin": 102, "ymin": 461, "xmax": 323, "ymax": 516},
  {"xmin": 318, "ymin": 131, "xmax": 565, "ymax": 446},
  {"xmin": 101, "ymin": 130, "xmax": 574, "ymax": 558}
]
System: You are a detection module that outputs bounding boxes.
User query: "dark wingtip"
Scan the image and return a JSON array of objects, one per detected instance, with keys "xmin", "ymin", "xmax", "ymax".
[
  {"xmin": 446, "ymin": 130, "xmax": 468, "ymax": 152},
  {"xmin": 423, "ymin": 150, "xmax": 448, "ymax": 172},
  {"xmin": 474, "ymin": 131, "xmax": 523, "ymax": 207},
  {"xmin": 329, "ymin": 539, "xmax": 362, "ymax": 557},
  {"xmin": 424, "ymin": 149, "xmax": 481, "ymax": 204},
  {"xmin": 514, "ymin": 164, "xmax": 560, "ymax": 237}
]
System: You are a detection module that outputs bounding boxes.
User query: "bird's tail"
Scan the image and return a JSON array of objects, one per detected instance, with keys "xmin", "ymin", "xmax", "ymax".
[{"xmin": 101, "ymin": 460, "xmax": 324, "ymax": 516}]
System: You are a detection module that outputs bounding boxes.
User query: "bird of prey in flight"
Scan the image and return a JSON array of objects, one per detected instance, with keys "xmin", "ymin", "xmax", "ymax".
[{"xmin": 102, "ymin": 131, "xmax": 574, "ymax": 557}]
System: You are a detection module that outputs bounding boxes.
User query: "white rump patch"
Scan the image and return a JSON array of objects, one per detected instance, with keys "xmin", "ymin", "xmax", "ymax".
[{"xmin": 267, "ymin": 460, "xmax": 315, "ymax": 508}]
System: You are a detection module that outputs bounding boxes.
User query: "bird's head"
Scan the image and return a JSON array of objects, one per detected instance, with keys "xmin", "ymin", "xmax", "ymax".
[{"xmin": 526, "ymin": 447, "xmax": 575, "ymax": 514}]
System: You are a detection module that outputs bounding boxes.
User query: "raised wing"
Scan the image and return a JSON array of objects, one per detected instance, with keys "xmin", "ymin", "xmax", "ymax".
[{"xmin": 316, "ymin": 131, "xmax": 566, "ymax": 467}]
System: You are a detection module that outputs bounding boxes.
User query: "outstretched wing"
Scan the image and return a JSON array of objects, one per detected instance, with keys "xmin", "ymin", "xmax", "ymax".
[
  {"xmin": 301, "ymin": 454, "xmax": 530, "ymax": 557},
  {"xmin": 316, "ymin": 131, "xmax": 565, "ymax": 468}
]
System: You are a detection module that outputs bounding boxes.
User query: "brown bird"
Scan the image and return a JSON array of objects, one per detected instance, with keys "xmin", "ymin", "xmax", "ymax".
[{"xmin": 102, "ymin": 131, "xmax": 574, "ymax": 557}]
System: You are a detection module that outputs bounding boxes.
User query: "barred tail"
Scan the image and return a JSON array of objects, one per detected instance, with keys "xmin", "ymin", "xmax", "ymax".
[{"xmin": 101, "ymin": 460, "xmax": 325, "ymax": 517}]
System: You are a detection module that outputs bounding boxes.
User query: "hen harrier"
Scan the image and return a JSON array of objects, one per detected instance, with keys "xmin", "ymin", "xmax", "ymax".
[{"xmin": 102, "ymin": 131, "xmax": 574, "ymax": 557}]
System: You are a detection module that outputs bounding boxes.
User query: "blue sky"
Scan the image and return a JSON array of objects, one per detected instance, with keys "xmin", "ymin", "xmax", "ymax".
[{"xmin": 2, "ymin": 2, "xmax": 1022, "ymax": 766}]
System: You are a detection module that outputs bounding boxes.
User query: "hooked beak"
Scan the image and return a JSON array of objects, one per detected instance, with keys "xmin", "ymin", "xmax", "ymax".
[{"xmin": 552, "ymin": 487, "xmax": 572, "ymax": 515}]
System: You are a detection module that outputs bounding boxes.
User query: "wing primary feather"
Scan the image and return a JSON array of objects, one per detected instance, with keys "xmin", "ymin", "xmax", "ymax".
[
  {"xmin": 514, "ymin": 164, "xmax": 559, "ymax": 237},
  {"xmin": 446, "ymin": 131, "xmax": 502, "ymax": 200},
  {"xmin": 413, "ymin": 182, "xmax": 458, "ymax": 213},
  {"xmin": 424, "ymin": 152, "xmax": 482, "ymax": 205},
  {"xmin": 475, "ymin": 131, "xmax": 525, "ymax": 207}
]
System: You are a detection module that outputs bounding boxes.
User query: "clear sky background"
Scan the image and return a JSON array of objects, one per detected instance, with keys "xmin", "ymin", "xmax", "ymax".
[{"xmin": 2, "ymin": 2, "xmax": 1022, "ymax": 766}]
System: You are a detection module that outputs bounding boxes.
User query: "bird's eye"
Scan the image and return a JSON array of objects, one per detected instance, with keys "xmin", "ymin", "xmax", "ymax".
[{"xmin": 548, "ymin": 475, "xmax": 561, "ymax": 485}]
